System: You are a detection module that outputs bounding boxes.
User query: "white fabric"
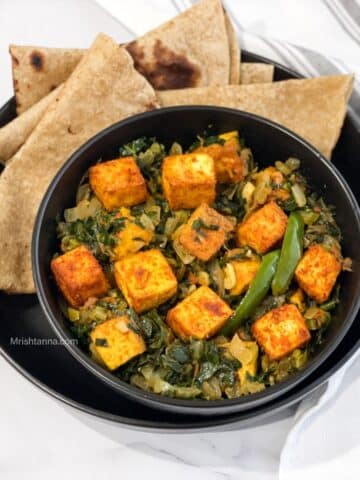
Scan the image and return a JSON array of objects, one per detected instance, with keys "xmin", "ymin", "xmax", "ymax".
[{"xmin": 0, "ymin": 1, "xmax": 359, "ymax": 479}]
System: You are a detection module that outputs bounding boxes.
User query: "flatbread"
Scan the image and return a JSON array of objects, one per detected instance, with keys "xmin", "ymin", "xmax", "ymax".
[
  {"xmin": 3, "ymin": 60, "xmax": 274, "ymax": 160},
  {"xmin": 10, "ymin": 0, "xmax": 232, "ymax": 113},
  {"xmin": 3, "ymin": 64, "xmax": 271, "ymax": 163},
  {"xmin": 0, "ymin": 86, "xmax": 61, "ymax": 164},
  {"xmin": 224, "ymin": 12, "xmax": 240, "ymax": 84},
  {"xmin": 0, "ymin": 33, "xmax": 158, "ymax": 294},
  {"xmin": 158, "ymin": 74, "xmax": 354, "ymax": 159},
  {"xmin": 10, "ymin": 45, "xmax": 84, "ymax": 114},
  {"xmin": 124, "ymin": 0, "xmax": 230, "ymax": 89},
  {"xmin": 240, "ymin": 63, "xmax": 274, "ymax": 84}
]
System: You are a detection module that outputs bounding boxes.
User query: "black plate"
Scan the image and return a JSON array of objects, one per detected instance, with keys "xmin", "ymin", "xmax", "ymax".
[{"xmin": 0, "ymin": 51, "xmax": 359, "ymax": 430}]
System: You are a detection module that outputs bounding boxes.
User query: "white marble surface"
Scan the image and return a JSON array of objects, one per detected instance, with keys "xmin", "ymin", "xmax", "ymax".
[{"xmin": 0, "ymin": 1, "xmax": 359, "ymax": 479}]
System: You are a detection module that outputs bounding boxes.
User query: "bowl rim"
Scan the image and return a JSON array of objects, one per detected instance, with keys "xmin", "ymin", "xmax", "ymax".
[{"xmin": 32, "ymin": 105, "xmax": 360, "ymax": 414}]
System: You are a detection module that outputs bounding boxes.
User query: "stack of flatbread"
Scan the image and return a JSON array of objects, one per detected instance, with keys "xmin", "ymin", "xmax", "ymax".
[{"xmin": 0, "ymin": 0, "xmax": 354, "ymax": 294}]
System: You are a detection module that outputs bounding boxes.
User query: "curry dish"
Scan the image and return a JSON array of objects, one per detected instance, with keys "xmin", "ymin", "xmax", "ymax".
[{"xmin": 51, "ymin": 131, "xmax": 350, "ymax": 400}]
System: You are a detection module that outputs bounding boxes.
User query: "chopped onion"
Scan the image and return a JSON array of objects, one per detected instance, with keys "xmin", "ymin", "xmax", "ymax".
[
  {"xmin": 228, "ymin": 334, "xmax": 258, "ymax": 366},
  {"xmin": 139, "ymin": 213, "xmax": 155, "ymax": 231},
  {"xmin": 187, "ymin": 284, "xmax": 197, "ymax": 295},
  {"xmin": 242, "ymin": 181, "xmax": 255, "ymax": 204},
  {"xmin": 299, "ymin": 209, "xmax": 319, "ymax": 225},
  {"xmin": 169, "ymin": 142, "xmax": 183, "ymax": 155},
  {"xmin": 144, "ymin": 205, "xmax": 161, "ymax": 226},
  {"xmin": 275, "ymin": 161, "xmax": 291, "ymax": 176},
  {"xmin": 285, "ymin": 157, "xmax": 301, "ymax": 172},
  {"xmin": 76, "ymin": 183, "xmax": 91, "ymax": 203},
  {"xmin": 209, "ymin": 259, "xmax": 225, "ymax": 297},
  {"xmin": 64, "ymin": 196, "xmax": 102, "ymax": 222},
  {"xmin": 173, "ymin": 239, "xmax": 195, "ymax": 264},
  {"xmin": 164, "ymin": 217, "xmax": 179, "ymax": 236},
  {"xmin": 223, "ymin": 263, "xmax": 237, "ymax": 290},
  {"xmin": 291, "ymin": 184, "xmax": 306, "ymax": 207}
]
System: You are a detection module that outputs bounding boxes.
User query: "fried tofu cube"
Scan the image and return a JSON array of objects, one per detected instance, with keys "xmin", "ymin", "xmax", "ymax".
[
  {"xmin": 193, "ymin": 131, "xmax": 247, "ymax": 183},
  {"xmin": 166, "ymin": 286, "xmax": 233, "ymax": 340},
  {"xmin": 237, "ymin": 201, "xmax": 288, "ymax": 254},
  {"xmin": 252, "ymin": 304, "xmax": 310, "ymax": 360},
  {"xmin": 90, "ymin": 316, "xmax": 146, "ymax": 370},
  {"xmin": 229, "ymin": 258, "xmax": 261, "ymax": 296},
  {"xmin": 51, "ymin": 245, "xmax": 110, "ymax": 307},
  {"xmin": 178, "ymin": 203, "xmax": 234, "ymax": 261},
  {"xmin": 114, "ymin": 249, "xmax": 177, "ymax": 313},
  {"xmin": 113, "ymin": 220, "xmax": 153, "ymax": 259},
  {"xmin": 295, "ymin": 244, "xmax": 341, "ymax": 303},
  {"xmin": 89, "ymin": 156, "xmax": 148, "ymax": 210},
  {"xmin": 162, "ymin": 153, "xmax": 216, "ymax": 210}
]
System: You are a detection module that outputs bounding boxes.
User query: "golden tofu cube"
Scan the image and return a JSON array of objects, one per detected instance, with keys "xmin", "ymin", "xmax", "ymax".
[
  {"xmin": 230, "ymin": 258, "xmax": 261, "ymax": 296},
  {"xmin": 113, "ymin": 220, "xmax": 153, "ymax": 259},
  {"xmin": 90, "ymin": 316, "xmax": 146, "ymax": 370},
  {"xmin": 193, "ymin": 131, "xmax": 246, "ymax": 183},
  {"xmin": 167, "ymin": 286, "xmax": 233, "ymax": 340},
  {"xmin": 237, "ymin": 201, "xmax": 288, "ymax": 254},
  {"xmin": 162, "ymin": 153, "xmax": 216, "ymax": 210},
  {"xmin": 114, "ymin": 249, "xmax": 177, "ymax": 313},
  {"xmin": 51, "ymin": 245, "xmax": 110, "ymax": 307},
  {"xmin": 178, "ymin": 203, "xmax": 234, "ymax": 261},
  {"xmin": 252, "ymin": 304, "xmax": 310, "ymax": 360},
  {"xmin": 295, "ymin": 244, "xmax": 341, "ymax": 303},
  {"xmin": 89, "ymin": 156, "xmax": 148, "ymax": 210}
]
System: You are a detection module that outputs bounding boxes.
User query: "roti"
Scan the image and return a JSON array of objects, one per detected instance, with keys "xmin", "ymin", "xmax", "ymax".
[
  {"xmin": 0, "ymin": 86, "xmax": 61, "ymax": 163},
  {"xmin": 158, "ymin": 74, "xmax": 354, "ymax": 159},
  {"xmin": 10, "ymin": 0, "xmax": 233, "ymax": 114},
  {"xmin": 10, "ymin": 45, "xmax": 84, "ymax": 114},
  {"xmin": 224, "ymin": 12, "xmax": 241, "ymax": 84},
  {"xmin": 240, "ymin": 63, "xmax": 274, "ymax": 84},
  {"xmin": 0, "ymin": 33, "xmax": 158, "ymax": 293}
]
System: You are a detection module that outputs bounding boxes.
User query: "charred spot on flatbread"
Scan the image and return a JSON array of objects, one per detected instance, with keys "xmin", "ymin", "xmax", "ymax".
[
  {"xmin": 126, "ymin": 41, "xmax": 145, "ymax": 63},
  {"xmin": 30, "ymin": 50, "xmax": 44, "ymax": 71},
  {"xmin": 127, "ymin": 39, "xmax": 201, "ymax": 90}
]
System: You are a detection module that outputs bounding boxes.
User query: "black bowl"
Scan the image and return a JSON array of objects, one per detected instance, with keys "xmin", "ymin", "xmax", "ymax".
[{"xmin": 32, "ymin": 106, "xmax": 360, "ymax": 416}]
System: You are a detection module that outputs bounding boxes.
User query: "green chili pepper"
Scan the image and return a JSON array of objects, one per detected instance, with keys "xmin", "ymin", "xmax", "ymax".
[
  {"xmin": 220, "ymin": 250, "xmax": 280, "ymax": 338},
  {"xmin": 271, "ymin": 212, "xmax": 304, "ymax": 296}
]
